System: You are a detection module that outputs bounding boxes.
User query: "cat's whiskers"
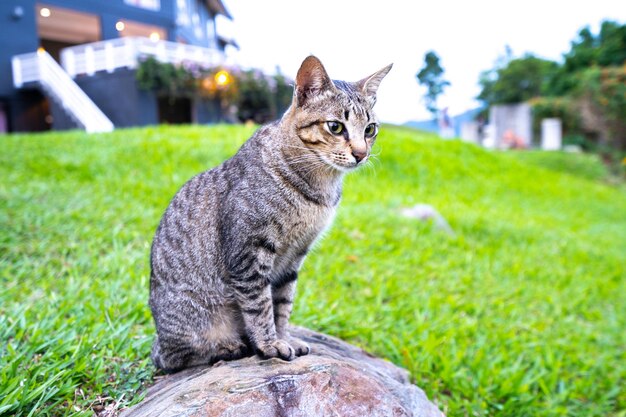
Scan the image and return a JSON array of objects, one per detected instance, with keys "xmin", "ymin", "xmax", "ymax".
[
  {"xmin": 298, "ymin": 159, "xmax": 336, "ymax": 178},
  {"xmin": 283, "ymin": 152, "xmax": 328, "ymax": 168},
  {"xmin": 368, "ymin": 154, "xmax": 382, "ymax": 167},
  {"xmin": 284, "ymin": 148, "xmax": 336, "ymax": 167},
  {"xmin": 364, "ymin": 158, "xmax": 379, "ymax": 178},
  {"xmin": 284, "ymin": 155, "xmax": 323, "ymax": 166},
  {"xmin": 300, "ymin": 160, "xmax": 331, "ymax": 175}
]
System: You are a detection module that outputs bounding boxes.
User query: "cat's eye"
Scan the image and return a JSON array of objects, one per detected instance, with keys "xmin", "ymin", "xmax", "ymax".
[
  {"xmin": 327, "ymin": 121, "xmax": 344, "ymax": 135},
  {"xmin": 364, "ymin": 123, "xmax": 378, "ymax": 138}
]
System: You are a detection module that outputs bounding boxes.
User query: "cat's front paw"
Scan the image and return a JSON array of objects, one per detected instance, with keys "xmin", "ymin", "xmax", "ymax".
[
  {"xmin": 288, "ymin": 337, "xmax": 310, "ymax": 357},
  {"xmin": 214, "ymin": 340, "xmax": 250, "ymax": 362},
  {"xmin": 256, "ymin": 339, "xmax": 295, "ymax": 361}
]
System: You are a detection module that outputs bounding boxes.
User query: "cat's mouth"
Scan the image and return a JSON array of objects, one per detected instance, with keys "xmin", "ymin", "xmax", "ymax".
[{"xmin": 323, "ymin": 153, "xmax": 368, "ymax": 172}]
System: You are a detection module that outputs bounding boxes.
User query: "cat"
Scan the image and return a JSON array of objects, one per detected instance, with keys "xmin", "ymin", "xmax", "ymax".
[{"xmin": 149, "ymin": 55, "xmax": 392, "ymax": 372}]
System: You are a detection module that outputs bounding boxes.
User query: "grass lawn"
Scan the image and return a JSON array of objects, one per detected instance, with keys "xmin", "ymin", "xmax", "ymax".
[{"xmin": 1, "ymin": 125, "xmax": 625, "ymax": 416}]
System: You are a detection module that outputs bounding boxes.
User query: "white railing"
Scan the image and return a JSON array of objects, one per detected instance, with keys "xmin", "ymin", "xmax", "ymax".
[
  {"xmin": 12, "ymin": 50, "xmax": 114, "ymax": 133},
  {"xmin": 60, "ymin": 37, "xmax": 225, "ymax": 78}
]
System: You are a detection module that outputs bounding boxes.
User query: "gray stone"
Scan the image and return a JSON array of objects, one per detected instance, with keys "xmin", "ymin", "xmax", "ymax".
[
  {"xmin": 460, "ymin": 121, "xmax": 480, "ymax": 144},
  {"xmin": 400, "ymin": 204, "xmax": 455, "ymax": 237},
  {"xmin": 121, "ymin": 327, "xmax": 444, "ymax": 417},
  {"xmin": 490, "ymin": 103, "xmax": 532, "ymax": 148},
  {"xmin": 541, "ymin": 118, "xmax": 562, "ymax": 150}
]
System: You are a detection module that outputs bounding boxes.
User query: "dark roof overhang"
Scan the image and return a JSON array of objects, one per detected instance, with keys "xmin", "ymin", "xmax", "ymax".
[{"xmin": 201, "ymin": 0, "xmax": 232, "ymax": 20}]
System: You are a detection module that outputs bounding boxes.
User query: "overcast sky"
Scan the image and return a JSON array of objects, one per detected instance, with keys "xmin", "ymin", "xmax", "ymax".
[{"xmin": 218, "ymin": 1, "xmax": 624, "ymax": 124}]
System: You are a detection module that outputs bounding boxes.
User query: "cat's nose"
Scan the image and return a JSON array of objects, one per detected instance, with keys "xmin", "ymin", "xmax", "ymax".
[{"xmin": 351, "ymin": 149, "xmax": 367, "ymax": 163}]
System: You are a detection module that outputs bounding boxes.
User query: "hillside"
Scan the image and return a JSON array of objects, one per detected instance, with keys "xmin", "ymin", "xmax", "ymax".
[{"xmin": 1, "ymin": 125, "xmax": 624, "ymax": 416}]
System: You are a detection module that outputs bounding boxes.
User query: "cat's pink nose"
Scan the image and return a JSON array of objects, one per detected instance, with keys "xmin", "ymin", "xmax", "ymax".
[{"xmin": 352, "ymin": 149, "xmax": 367, "ymax": 163}]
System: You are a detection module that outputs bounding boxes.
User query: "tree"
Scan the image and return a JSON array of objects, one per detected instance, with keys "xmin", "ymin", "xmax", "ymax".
[
  {"xmin": 273, "ymin": 68, "xmax": 293, "ymax": 118},
  {"xmin": 476, "ymin": 20, "xmax": 626, "ymax": 151},
  {"xmin": 477, "ymin": 54, "xmax": 559, "ymax": 106},
  {"xmin": 416, "ymin": 51, "xmax": 450, "ymax": 118},
  {"xmin": 551, "ymin": 20, "xmax": 626, "ymax": 95}
]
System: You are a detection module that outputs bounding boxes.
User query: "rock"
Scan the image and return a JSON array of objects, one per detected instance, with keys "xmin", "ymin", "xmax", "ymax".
[
  {"xmin": 121, "ymin": 326, "xmax": 444, "ymax": 417},
  {"xmin": 400, "ymin": 204, "xmax": 455, "ymax": 237}
]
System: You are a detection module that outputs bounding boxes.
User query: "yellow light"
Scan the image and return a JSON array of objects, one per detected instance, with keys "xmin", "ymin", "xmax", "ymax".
[
  {"xmin": 37, "ymin": 47, "xmax": 45, "ymax": 55},
  {"xmin": 149, "ymin": 32, "xmax": 160, "ymax": 42},
  {"xmin": 202, "ymin": 77, "xmax": 214, "ymax": 91},
  {"xmin": 115, "ymin": 21, "xmax": 125, "ymax": 31},
  {"xmin": 40, "ymin": 7, "xmax": 51, "ymax": 17},
  {"xmin": 215, "ymin": 70, "xmax": 231, "ymax": 87}
]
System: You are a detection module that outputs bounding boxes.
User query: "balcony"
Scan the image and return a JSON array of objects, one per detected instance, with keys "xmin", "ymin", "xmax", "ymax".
[{"xmin": 59, "ymin": 36, "xmax": 226, "ymax": 78}]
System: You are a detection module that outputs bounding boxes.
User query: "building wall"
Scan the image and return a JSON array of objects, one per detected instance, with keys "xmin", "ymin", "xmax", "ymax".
[
  {"xmin": 173, "ymin": 0, "xmax": 219, "ymax": 48},
  {"xmin": 38, "ymin": 0, "xmax": 176, "ymax": 41},
  {"xmin": 50, "ymin": 69, "xmax": 158, "ymax": 130},
  {"xmin": 0, "ymin": 1, "xmax": 39, "ymax": 97},
  {"xmin": 490, "ymin": 103, "xmax": 533, "ymax": 148},
  {"xmin": 49, "ymin": 69, "xmax": 222, "ymax": 130},
  {"xmin": 0, "ymin": 0, "xmax": 224, "ymax": 132},
  {"xmin": 9, "ymin": 90, "xmax": 52, "ymax": 132}
]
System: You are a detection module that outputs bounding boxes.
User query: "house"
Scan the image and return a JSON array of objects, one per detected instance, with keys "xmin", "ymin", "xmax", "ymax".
[{"xmin": 0, "ymin": 0, "xmax": 235, "ymax": 133}]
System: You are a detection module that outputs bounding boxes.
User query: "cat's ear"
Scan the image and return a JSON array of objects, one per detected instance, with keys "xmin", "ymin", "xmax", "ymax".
[
  {"xmin": 294, "ymin": 55, "xmax": 335, "ymax": 107},
  {"xmin": 357, "ymin": 63, "xmax": 393, "ymax": 103}
]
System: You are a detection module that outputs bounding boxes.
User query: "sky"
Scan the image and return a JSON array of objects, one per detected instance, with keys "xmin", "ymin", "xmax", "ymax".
[{"xmin": 217, "ymin": 0, "xmax": 625, "ymax": 125}]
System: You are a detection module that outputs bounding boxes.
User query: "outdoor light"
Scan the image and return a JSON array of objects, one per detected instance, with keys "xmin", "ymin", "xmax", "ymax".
[
  {"xmin": 202, "ymin": 77, "xmax": 214, "ymax": 92},
  {"xmin": 40, "ymin": 7, "xmax": 51, "ymax": 18},
  {"xmin": 149, "ymin": 32, "xmax": 160, "ymax": 42},
  {"xmin": 12, "ymin": 6, "xmax": 24, "ymax": 20},
  {"xmin": 116, "ymin": 21, "xmax": 125, "ymax": 31},
  {"xmin": 215, "ymin": 70, "xmax": 232, "ymax": 87}
]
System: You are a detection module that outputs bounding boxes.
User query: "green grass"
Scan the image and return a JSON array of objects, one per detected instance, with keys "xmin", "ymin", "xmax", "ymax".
[
  {"xmin": 505, "ymin": 149, "xmax": 613, "ymax": 183},
  {"xmin": 1, "ymin": 125, "xmax": 625, "ymax": 417}
]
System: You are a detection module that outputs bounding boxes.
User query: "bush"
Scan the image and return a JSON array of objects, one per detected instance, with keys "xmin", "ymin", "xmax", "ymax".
[
  {"xmin": 529, "ymin": 96, "xmax": 581, "ymax": 140},
  {"xmin": 576, "ymin": 65, "xmax": 626, "ymax": 150},
  {"xmin": 136, "ymin": 58, "xmax": 293, "ymax": 124},
  {"xmin": 235, "ymin": 69, "xmax": 273, "ymax": 123},
  {"xmin": 232, "ymin": 68, "xmax": 293, "ymax": 123},
  {"xmin": 136, "ymin": 57, "xmax": 196, "ymax": 97}
]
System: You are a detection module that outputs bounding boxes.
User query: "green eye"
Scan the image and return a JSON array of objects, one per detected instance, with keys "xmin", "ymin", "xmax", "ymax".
[
  {"xmin": 364, "ymin": 123, "xmax": 377, "ymax": 138},
  {"xmin": 327, "ymin": 121, "xmax": 344, "ymax": 135}
]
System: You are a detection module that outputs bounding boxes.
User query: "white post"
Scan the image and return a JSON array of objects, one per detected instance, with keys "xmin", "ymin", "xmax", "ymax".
[
  {"xmin": 63, "ymin": 49, "xmax": 76, "ymax": 78},
  {"xmin": 177, "ymin": 44, "xmax": 185, "ymax": 63},
  {"xmin": 460, "ymin": 121, "xmax": 480, "ymax": 144},
  {"xmin": 541, "ymin": 118, "xmax": 562, "ymax": 150},
  {"xmin": 11, "ymin": 56, "xmax": 22, "ymax": 87},
  {"xmin": 85, "ymin": 46, "xmax": 95, "ymax": 75},
  {"xmin": 157, "ymin": 41, "xmax": 167, "ymax": 63},
  {"xmin": 126, "ymin": 38, "xmax": 137, "ymax": 69},
  {"xmin": 105, "ymin": 42, "xmax": 114, "ymax": 73}
]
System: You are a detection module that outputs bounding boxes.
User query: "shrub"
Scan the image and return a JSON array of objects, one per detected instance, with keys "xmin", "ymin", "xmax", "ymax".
[
  {"xmin": 576, "ymin": 65, "xmax": 626, "ymax": 150},
  {"xmin": 529, "ymin": 96, "xmax": 581, "ymax": 140},
  {"xmin": 136, "ymin": 58, "xmax": 293, "ymax": 124},
  {"xmin": 136, "ymin": 57, "xmax": 196, "ymax": 97}
]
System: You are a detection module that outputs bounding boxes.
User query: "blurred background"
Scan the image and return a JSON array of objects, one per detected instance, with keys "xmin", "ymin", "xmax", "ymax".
[{"xmin": 1, "ymin": 0, "xmax": 624, "ymax": 156}]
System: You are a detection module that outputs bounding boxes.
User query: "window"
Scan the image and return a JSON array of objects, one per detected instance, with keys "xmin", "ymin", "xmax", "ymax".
[
  {"xmin": 116, "ymin": 19, "xmax": 166, "ymax": 41},
  {"xmin": 124, "ymin": 0, "xmax": 160, "ymax": 11},
  {"xmin": 192, "ymin": 13, "xmax": 202, "ymax": 39},
  {"xmin": 176, "ymin": 0, "xmax": 190, "ymax": 25},
  {"xmin": 206, "ymin": 20, "xmax": 216, "ymax": 48}
]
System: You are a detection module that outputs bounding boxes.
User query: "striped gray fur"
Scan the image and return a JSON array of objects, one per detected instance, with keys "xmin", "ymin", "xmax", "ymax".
[{"xmin": 149, "ymin": 56, "xmax": 392, "ymax": 372}]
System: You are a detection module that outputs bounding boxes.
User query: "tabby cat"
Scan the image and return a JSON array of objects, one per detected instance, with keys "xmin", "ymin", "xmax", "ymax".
[{"xmin": 149, "ymin": 55, "xmax": 392, "ymax": 372}]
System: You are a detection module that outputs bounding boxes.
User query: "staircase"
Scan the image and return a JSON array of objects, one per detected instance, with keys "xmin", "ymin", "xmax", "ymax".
[{"xmin": 12, "ymin": 50, "xmax": 114, "ymax": 133}]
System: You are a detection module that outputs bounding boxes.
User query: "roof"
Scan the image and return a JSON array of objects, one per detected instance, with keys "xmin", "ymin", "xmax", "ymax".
[
  {"xmin": 202, "ymin": 0, "xmax": 233, "ymax": 20},
  {"xmin": 218, "ymin": 35, "xmax": 239, "ymax": 50}
]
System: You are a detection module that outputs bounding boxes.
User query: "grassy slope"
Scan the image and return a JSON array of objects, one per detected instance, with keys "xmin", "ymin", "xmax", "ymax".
[{"xmin": 0, "ymin": 125, "xmax": 624, "ymax": 417}]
